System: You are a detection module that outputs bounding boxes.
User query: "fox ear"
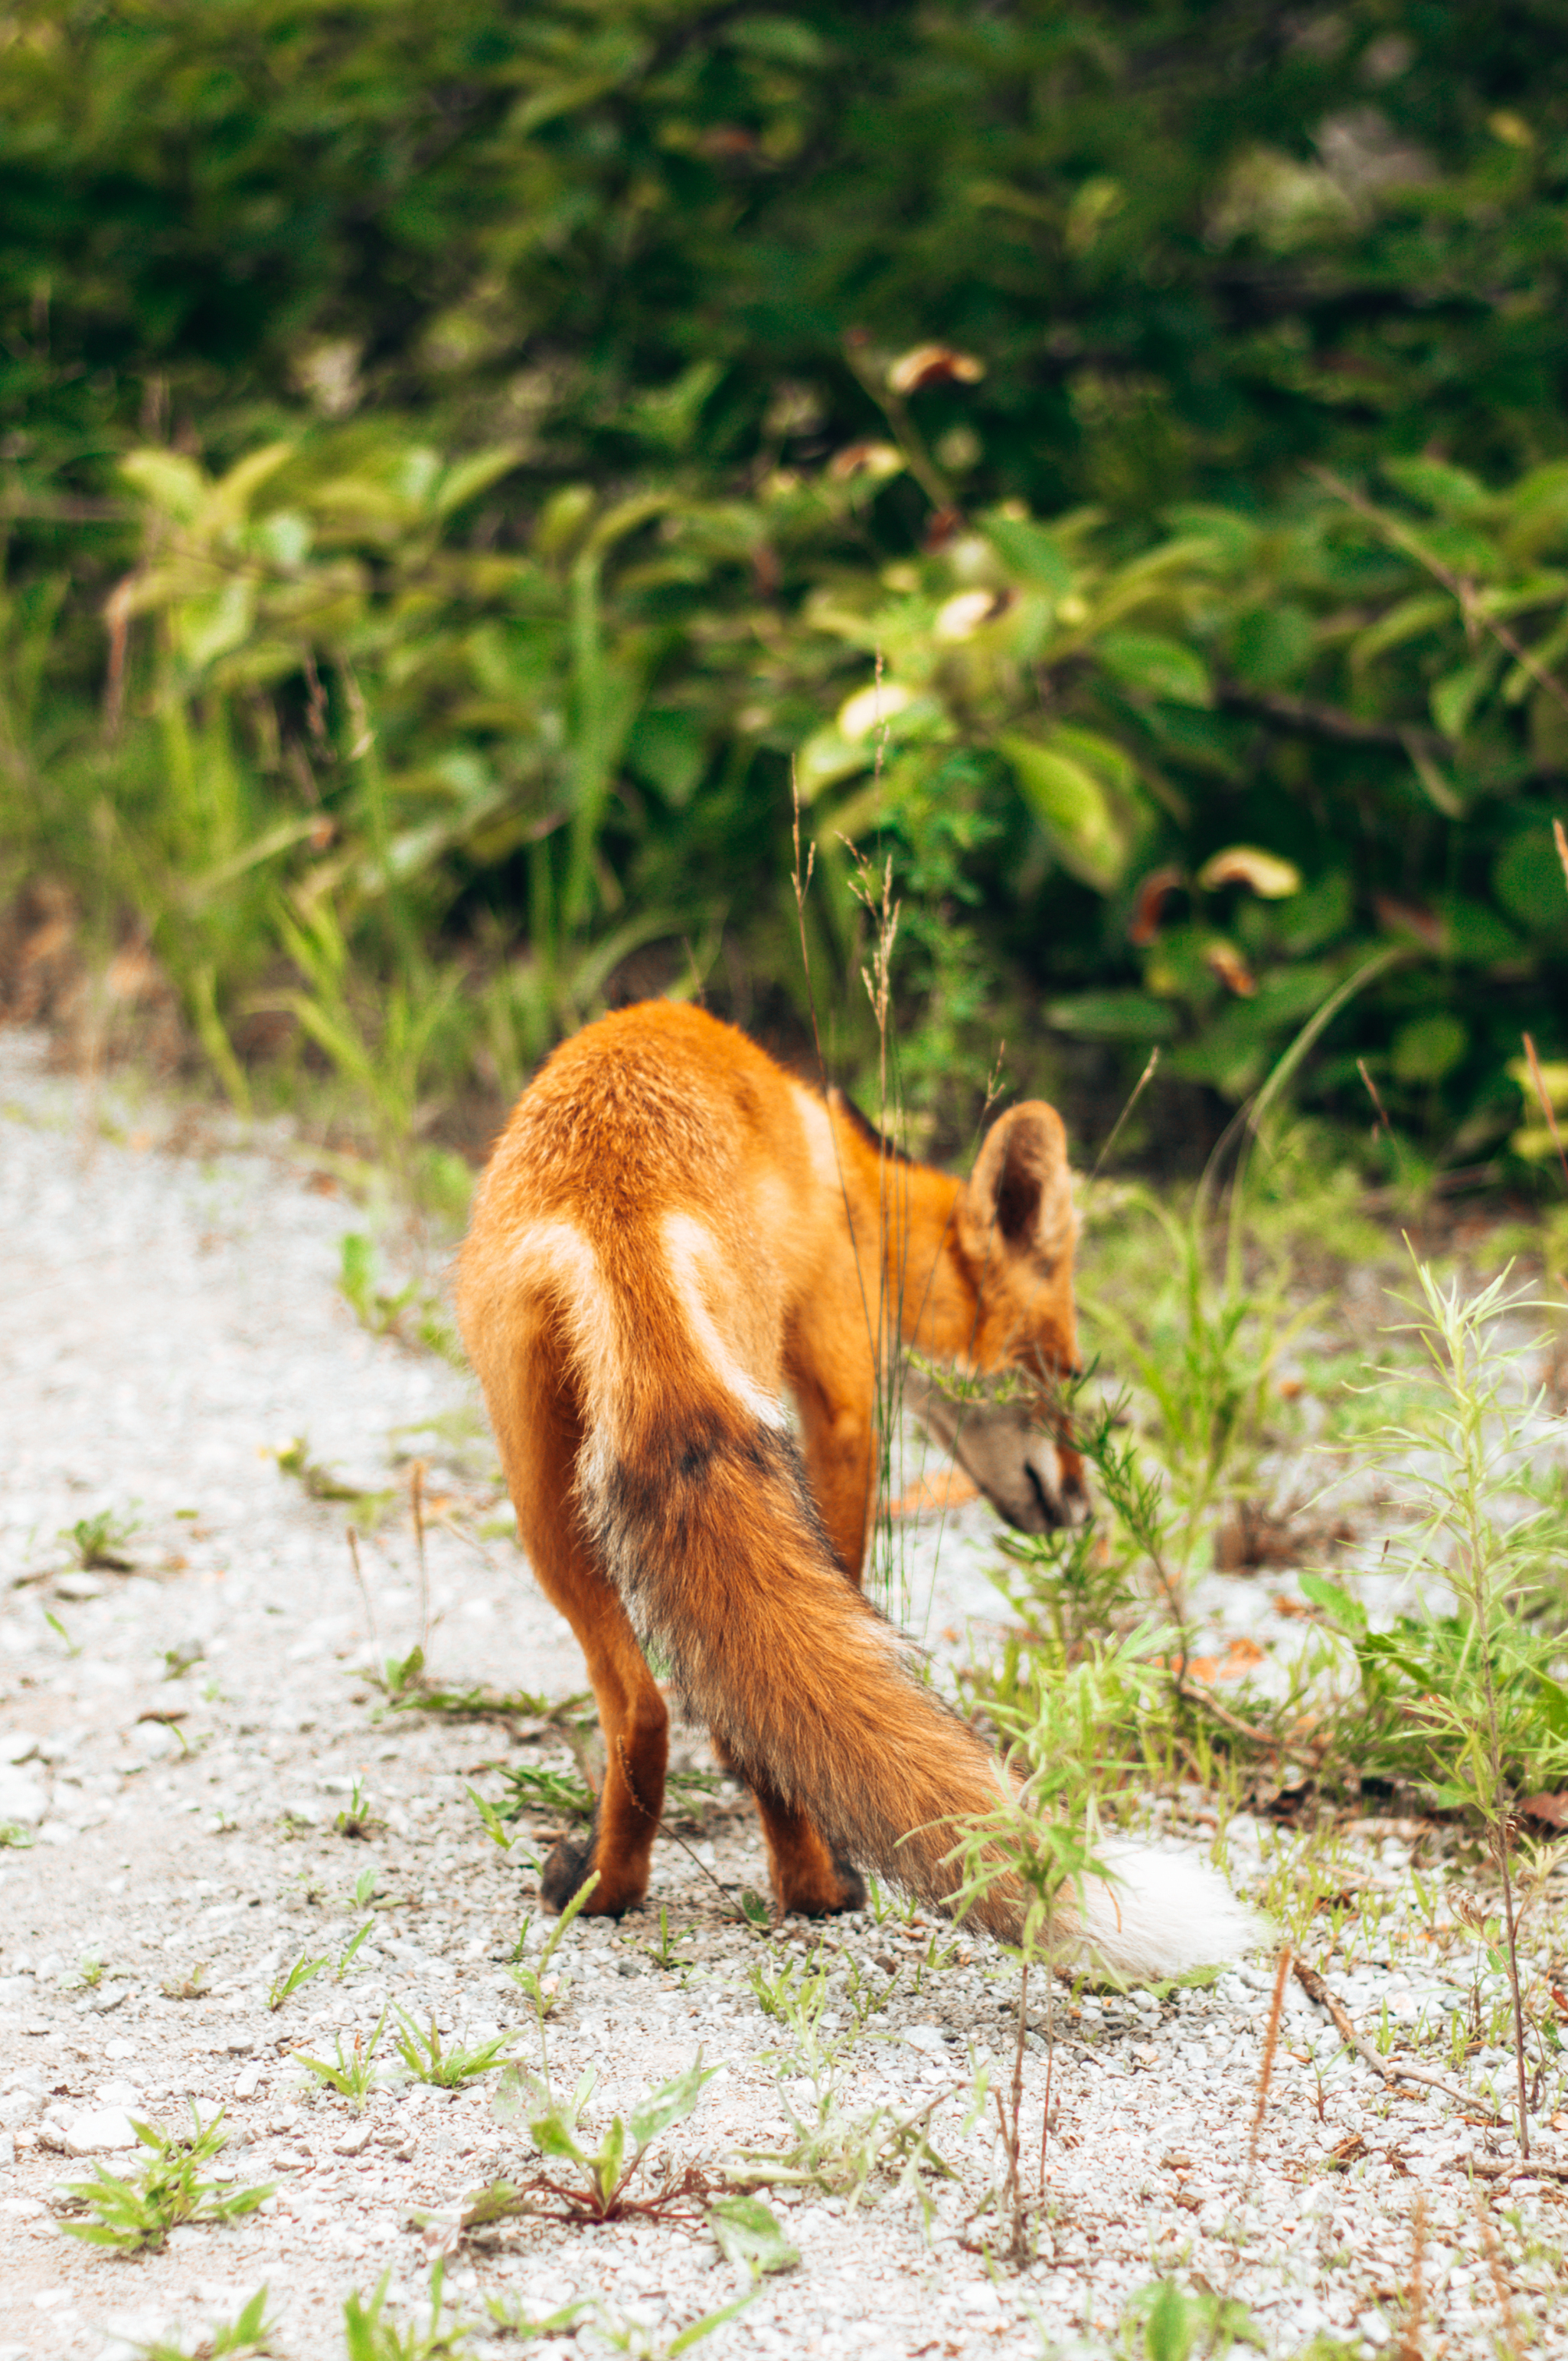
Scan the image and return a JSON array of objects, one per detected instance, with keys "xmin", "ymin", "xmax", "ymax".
[{"xmin": 962, "ymin": 1103, "xmax": 1076, "ymax": 1270}]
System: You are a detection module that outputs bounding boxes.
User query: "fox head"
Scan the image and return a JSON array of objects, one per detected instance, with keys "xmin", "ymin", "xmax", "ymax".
[{"xmin": 920, "ymin": 1101, "xmax": 1087, "ymax": 1533}]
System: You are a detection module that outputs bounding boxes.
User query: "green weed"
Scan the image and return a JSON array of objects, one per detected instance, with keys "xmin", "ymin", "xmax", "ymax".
[
  {"xmin": 160, "ymin": 1964, "xmax": 211, "ymax": 2001},
  {"xmin": 335, "ymin": 1778, "xmax": 384, "ymax": 1839},
  {"xmin": 266, "ymin": 1951, "xmax": 329, "ymax": 2011},
  {"xmin": 645, "ymin": 1905, "xmax": 696, "ymax": 1973},
  {"xmin": 492, "ymin": 2050, "xmax": 717, "ymax": 2222},
  {"xmin": 129, "ymin": 2287, "xmax": 280, "ymax": 2360},
  {"xmin": 1116, "ymin": 2277, "xmax": 1266, "ymax": 2361},
  {"xmin": 391, "ymin": 2009, "xmax": 515, "ymax": 2088},
  {"xmin": 292, "ymin": 2011, "xmax": 389, "ymax": 2112},
  {"xmin": 57, "ymin": 2107, "xmax": 273, "ymax": 2254},
  {"xmin": 340, "ymin": 1234, "xmax": 462, "ymax": 1364},
  {"xmin": 505, "ymin": 1872, "xmax": 599, "ymax": 2038},
  {"xmin": 492, "ymin": 1760, "xmax": 596, "ymax": 1825},
  {"xmin": 269, "ymin": 1436, "xmax": 393, "ymax": 1529},
  {"xmin": 59, "ymin": 1505, "xmax": 141, "ymax": 1571},
  {"xmin": 343, "ymin": 2262, "xmax": 475, "ymax": 2361}
]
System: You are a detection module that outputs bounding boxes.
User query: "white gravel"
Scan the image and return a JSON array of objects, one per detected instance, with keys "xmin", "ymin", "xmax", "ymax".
[{"xmin": 2, "ymin": 1025, "xmax": 1565, "ymax": 2361}]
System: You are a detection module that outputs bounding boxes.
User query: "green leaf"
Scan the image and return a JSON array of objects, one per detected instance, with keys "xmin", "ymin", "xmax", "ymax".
[
  {"xmin": 1144, "ymin": 2280, "xmax": 1194, "ymax": 2361},
  {"xmin": 1045, "ymin": 992, "xmax": 1177, "ymax": 1041},
  {"xmin": 999, "ymin": 731, "xmax": 1128, "ymax": 890},
  {"xmin": 1494, "ymin": 828, "xmax": 1568, "ymax": 934},
  {"xmin": 628, "ymin": 2052, "xmax": 718, "ymax": 2149},
  {"xmin": 667, "ymin": 2289, "xmax": 759, "ymax": 2356},
  {"xmin": 1349, "ymin": 593, "xmax": 1452, "ymax": 670},
  {"xmin": 629, "ymin": 708, "xmax": 707, "ymax": 806},
  {"xmin": 119, "ymin": 448, "xmax": 207, "ymax": 522},
  {"xmin": 1096, "ymin": 630, "xmax": 1211, "ymax": 707},
  {"xmin": 1298, "ymin": 1573, "xmax": 1367, "ymax": 1635},
  {"xmin": 1534, "ymin": 1669, "xmax": 1568, "ymax": 1738},
  {"xmin": 707, "ymin": 2193, "xmax": 800, "ymax": 2275},
  {"xmin": 985, "ymin": 514, "xmax": 1074, "ymax": 593},
  {"xmin": 1230, "ymin": 602, "xmax": 1314, "ymax": 688},
  {"xmin": 1391, "ymin": 1013, "xmax": 1468, "ymax": 1084},
  {"xmin": 1431, "ymin": 659, "xmax": 1491, "ymax": 741},
  {"xmin": 1382, "ymin": 456, "xmax": 1488, "ymax": 515},
  {"xmin": 596, "ymin": 2112, "xmax": 627, "ymax": 2199},
  {"xmin": 434, "ymin": 444, "xmax": 527, "ymax": 517}
]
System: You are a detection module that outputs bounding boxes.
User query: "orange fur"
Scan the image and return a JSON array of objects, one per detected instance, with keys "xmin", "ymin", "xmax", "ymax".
[{"xmin": 456, "ymin": 1001, "xmax": 1084, "ymax": 1936}]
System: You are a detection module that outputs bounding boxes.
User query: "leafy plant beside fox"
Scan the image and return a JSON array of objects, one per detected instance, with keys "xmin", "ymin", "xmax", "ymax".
[{"xmin": 457, "ymin": 998, "xmax": 1261, "ymax": 1977}]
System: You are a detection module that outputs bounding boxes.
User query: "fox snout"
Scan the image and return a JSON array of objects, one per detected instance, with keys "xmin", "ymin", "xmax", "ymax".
[
  {"xmin": 988, "ymin": 1432, "xmax": 1089, "ymax": 1534},
  {"xmin": 906, "ymin": 1372, "xmax": 1089, "ymax": 1535}
]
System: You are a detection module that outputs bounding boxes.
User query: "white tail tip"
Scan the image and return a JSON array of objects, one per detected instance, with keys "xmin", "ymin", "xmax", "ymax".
[{"xmin": 1060, "ymin": 1841, "xmax": 1269, "ymax": 1983}]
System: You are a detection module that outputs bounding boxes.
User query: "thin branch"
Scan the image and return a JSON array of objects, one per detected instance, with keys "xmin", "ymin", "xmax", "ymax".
[
  {"xmin": 1294, "ymin": 1960, "xmax": 1503, "ymax": 2121},
  {"xmin": 1311, "ymin": 466, "xmax": 1568, "ymax": 725}
]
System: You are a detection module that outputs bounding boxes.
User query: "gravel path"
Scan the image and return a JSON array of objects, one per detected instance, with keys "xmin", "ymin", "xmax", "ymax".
[{"xmin": 2, "ymin": 1026, "xmax": 1565, "ymax": 2361}]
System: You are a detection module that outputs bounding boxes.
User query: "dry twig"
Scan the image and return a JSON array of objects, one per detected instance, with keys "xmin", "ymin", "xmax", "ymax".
[
  {"xmin": 1293, "ymin": 1961, "xmax": 1503, "ymax": 2123},
  {"xmin": 1396, "ymin": 2192, "xmax": 1427, "ymax": 2361},
  {"xmin": 1472, "ymin": 2182, "xmax": 1527, "ymax": 2361},
  {"xmin": 1246, "ymin": 1946, "xmax": 1292, "ymax": 2184}
]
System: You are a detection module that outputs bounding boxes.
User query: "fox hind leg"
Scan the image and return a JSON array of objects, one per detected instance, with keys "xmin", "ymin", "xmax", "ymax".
[
  {"xmin": 496, "ymin": 1352, "xmax": 668, "ymax": 1917},
  {"xmin": 710, "ymin": 1735, "xmax": 865, "ymax": 1917}
]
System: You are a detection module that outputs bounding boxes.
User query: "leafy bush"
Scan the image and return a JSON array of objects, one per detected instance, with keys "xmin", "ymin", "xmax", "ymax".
[{"xmin": 5, "ymin": 4, "xmax": 1568, "ymax": 1143}]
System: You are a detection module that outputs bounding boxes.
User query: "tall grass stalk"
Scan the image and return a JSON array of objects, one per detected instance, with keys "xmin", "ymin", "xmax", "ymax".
[{"xmin": 1360, "ymin": 1254, "xmax": 1560, "ymax": 2156}]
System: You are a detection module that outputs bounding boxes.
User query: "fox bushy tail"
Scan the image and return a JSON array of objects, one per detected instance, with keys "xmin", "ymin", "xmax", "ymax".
[
  {"xmin": 577, "ymin": 1333, "xmax": 1262, "ymax": 1976},
  {"xmin": 583, "ymin": 1370, "xmax": 1024, "ymax": 1936}
]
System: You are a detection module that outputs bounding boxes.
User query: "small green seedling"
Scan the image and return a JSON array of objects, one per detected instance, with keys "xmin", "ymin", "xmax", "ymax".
[
  {"xmin": 645, "ymin": 1906, "xmax": 695, "ymax": 1973},
  {"xmin": 270, "ymin": 1437, "xmax": 392, "ymax": 1529},
  {"xmin": 340, "ymin": 1232, "xmax": 419, "ymax": 1338},
  {"xmin": 343, "ymin": 2261, "xmax": 475, "ymax": 2361},
  {"xmin": 466, "ymin": 1785, "xmax": 523, "ymax": 1854},
  {"xmin": 60, "ymin": 1506, "xmax": 141, "ymax": 1571},
  {"xmin": 44, "ymin": 1610, "xmax": 81, "ymax": 1657},
  {"xmin": 335, "ymin": 1778, "xmax": 382, "ymax": 1839},
  {"xmin": 57, "ymin": 2107, "xmax": 273, "ymax": 2253},
  {"xmin": 506, "ymin": 1872, "xmax": 598, "ymax": 2026},
  {"xmin": 483, "ymin": 2292, "xmax": 593, "ymax": 2340},
  {"xmin": 338, "ymin": 1919, "xmax": 374, "ymax": 1977},
  {"xmin": 748, "ymin": 1950, "xmax": 829, "ymax": 2023},
  {"xmin": 0, "ymin": 1822, "xmax": 35, "ymax": 1849},
  {"xmin": 1119, "ymin": 2277, "xmax": 1266, "ymax": 2361},
  {"xmin": 392, "ymin": 2010, "xmax": 516, "ymax": 2088},
  {"xmin": 266, "ymin": 1951, "xmax": 328, "ymax": 2011},
  {"xmin": 492, "ymin": 2050, "xmax": 718, "ymax": 2222},
  {"xmin": 70, "ymin": 1954, "xmax": 108, "ymax": 1990},
  {"xmin": 495, "ymin": 1761, "xmax": 596, "ymax": 1823},
  {"xmin": 129, "ymin": 2284, "xmax": 279, "ymax": 2359},
  {"xmin": 588, "ymin": 2293, "xmax": 759, "ymax": 2360},
  {"xmin": 292, "ymin": 2012, "xmax": 389, "ymax": 2113},
  {"xmin": 728, "ymin": 2083, "xmax": 959, "ymax": 2217},
  {"xmin": 160, "ymin": 1964, "xmax": 211, "ymax": 2002}
]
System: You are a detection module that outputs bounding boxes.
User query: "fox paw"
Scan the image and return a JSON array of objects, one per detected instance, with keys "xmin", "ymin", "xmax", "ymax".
[
  {"xmin": 539, "ymin": 1826, "xmax": 645, "ymax": 1916},
  {"xmin": 540, "ymin": 1833, "xmax": 598, "ymax": 1912},
  {"xmin": 777, "ymin": 1853, "xmax": 867, "ymax": 1918}
]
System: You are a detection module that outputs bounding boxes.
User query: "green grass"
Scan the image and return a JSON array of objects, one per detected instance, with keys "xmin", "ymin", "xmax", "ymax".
[{"xmin": 57, "ymin": 2108, "xmax": 273, "ymax": 2254}]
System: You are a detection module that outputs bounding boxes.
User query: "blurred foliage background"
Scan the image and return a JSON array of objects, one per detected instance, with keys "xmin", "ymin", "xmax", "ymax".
[{"xmin": 4, "ymin": 0, "xmax": 1568, "ymax": 1167}]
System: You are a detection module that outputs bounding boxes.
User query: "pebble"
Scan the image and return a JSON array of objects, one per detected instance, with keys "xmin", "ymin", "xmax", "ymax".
[
  {"xmin": 64, "ymin": 2106, "xmax": 139, "ymax": 2154},
  {"xmin": 0, "ymin": 1767, "xmax": 46, "ymax": 1826}
]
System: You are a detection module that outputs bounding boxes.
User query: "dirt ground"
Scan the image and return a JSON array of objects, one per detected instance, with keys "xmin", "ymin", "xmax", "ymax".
[{"xmin": 2, "ymin": 1024, "xmax": 1565, "ymax": 2361}]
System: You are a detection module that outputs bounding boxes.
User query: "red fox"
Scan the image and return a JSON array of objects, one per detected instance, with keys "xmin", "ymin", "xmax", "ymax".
[{"xmin": 457, "ymin": 1002, "xmax": 1259, "ymax": 1977}]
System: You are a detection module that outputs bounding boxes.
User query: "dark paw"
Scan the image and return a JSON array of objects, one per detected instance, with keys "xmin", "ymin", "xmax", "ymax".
[
  {"xmin": 830, "ymin": 1855, "xmax": 867, "ymax": 1914},
  {"xmin": 540, "ymin": 1833, "xmax": 599, "ymax": 1912}
]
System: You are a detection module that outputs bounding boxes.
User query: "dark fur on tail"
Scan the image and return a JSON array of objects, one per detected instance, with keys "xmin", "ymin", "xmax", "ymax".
[{"xmin": 583, "ymin": 1394, "xmax": 1022, "ymax": 1940}]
